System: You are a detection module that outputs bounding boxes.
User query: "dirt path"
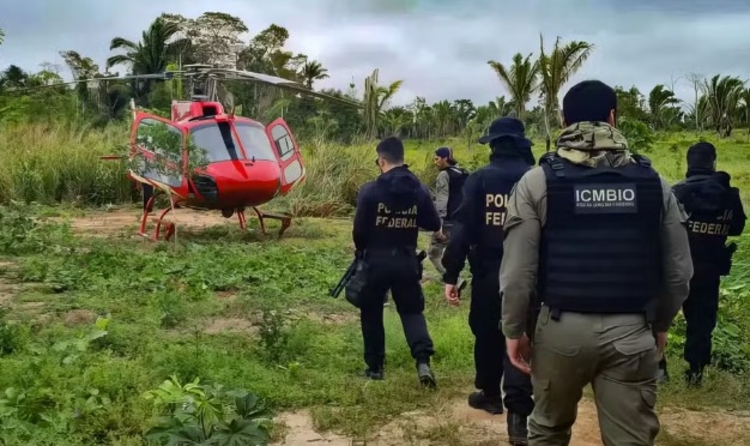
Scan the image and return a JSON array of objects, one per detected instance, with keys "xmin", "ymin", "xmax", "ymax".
[
  {"xmin": 59, "ymin": 207, "xmax": 243, "ymax": 238},
  {"xmin": 271, "ymin": 397, "xmax": 749, "ymax": 445}
]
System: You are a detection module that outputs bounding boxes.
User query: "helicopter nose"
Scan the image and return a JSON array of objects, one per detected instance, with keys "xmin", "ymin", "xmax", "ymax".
[{"xmin": 201, "ymin": 160, "xmax": 281, "ymax": 207}]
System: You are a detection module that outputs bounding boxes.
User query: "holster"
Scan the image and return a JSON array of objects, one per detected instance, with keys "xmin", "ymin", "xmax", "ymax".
[
  {"xmin": 717, "ymin": 242, "xmax": 737, "ymax": 276},
  {"xmin": 467, "ymin": 246, "xmax": 495, "ymax": 277},
  {"xmin": 416, "ymin": 249, "xmax": 426, "ymax": 280},
  {"xmin": 526, "ymin": 291, "xmax": 542, "ymax": 340},
  {"xmin": 345, "ymin": 258, "xmax": 369, "ymax": 308}
]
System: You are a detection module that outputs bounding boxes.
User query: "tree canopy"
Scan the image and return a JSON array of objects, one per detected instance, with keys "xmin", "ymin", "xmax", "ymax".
[{"xmin": 1, "ymin": 13, "xmax": 749, "ymax": 142}]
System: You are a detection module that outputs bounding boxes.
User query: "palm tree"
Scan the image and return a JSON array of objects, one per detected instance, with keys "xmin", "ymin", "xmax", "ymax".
[
  {"xmin": 740, "ymin": 88, "xmax": 750, "ymax": 141},
  {"xmin": 59, "ymin": 50, "xmax": 104, "ymax": 113},
  {"xmin": 362, "ymin": 68, "xmax": 403, "ymax": 140},
  {"xmin": 648, "ymin": 84, "xmax": 681, "ymax": 129},
  {"xmin": 487, "ymin": 53, "xmax": 539, "ymax": 120},
  {"xmin": 380, "ymin": 107, "xmax": 411, "ymax": 137},
  {"xmin": 300, "ymin": 60, "xmax": 329, "ymax": 89},
  {"xmin": 537, "ymin": 35, "xmax": 594, "ymax": 150},
  {"xmin": 702, "ymin": 74, "xmax": 745, "ymax": 137},
  {"xmin": 0, "ymin": 28, "xmax": 4, "ymax": 46},
  {"xmin": 106, "ymin": 17, "xmax": 183, "ymax": 100}
]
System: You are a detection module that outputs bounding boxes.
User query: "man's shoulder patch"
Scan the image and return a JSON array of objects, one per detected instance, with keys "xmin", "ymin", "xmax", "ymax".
[{"xmin": 573, "ymin": 183, "xmax": 638, "ymax": 214}]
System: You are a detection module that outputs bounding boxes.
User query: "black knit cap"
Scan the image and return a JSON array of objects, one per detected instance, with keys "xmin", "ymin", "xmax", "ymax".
[{"xmin": 686, "ymin": 142, "xmax": 716, "ymax": 169}]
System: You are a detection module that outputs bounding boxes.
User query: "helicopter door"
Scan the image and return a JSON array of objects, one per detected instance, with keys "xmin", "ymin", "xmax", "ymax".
[
  {"xmin": 131, "ymin": 113, "xmax": 189, "ymax": 198},
  {"xmin": 266, "ymin": 118, "xmax": 306, "ymax": 195}
]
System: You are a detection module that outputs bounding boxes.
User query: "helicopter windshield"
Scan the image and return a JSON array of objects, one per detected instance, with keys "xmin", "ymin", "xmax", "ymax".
[
  {"xmin": 233, "ymin": 122, "xmax": 278, "ymax": 161},
  {"xmin": 189, "ymin": 121, "xmax": 278, "ymax": 163},
  {"xmin": 189, "ymin": 122, "xmax": 243, "ymax": 162}
]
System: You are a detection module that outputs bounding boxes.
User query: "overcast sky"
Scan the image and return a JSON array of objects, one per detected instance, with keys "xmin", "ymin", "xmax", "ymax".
[{"xmin": 1, "ymin": 0, "xmax": 749, "ymax": 107}]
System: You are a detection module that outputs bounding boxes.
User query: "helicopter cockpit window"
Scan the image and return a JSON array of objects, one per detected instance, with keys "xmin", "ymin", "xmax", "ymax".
[
  {"xmin": 134, "ymin": 118, "xmax": 184, "ymax": 188},
  {"xmin": 189, "ymin": 122, "xmax": 243, "ymax": 162},
  {"xmin": 233, "ymin": 123, "xmax": 277, "ymax": 162},
  {"xmin": 270, "ymin": 124, "xmax": 295, "ymax": 161}
]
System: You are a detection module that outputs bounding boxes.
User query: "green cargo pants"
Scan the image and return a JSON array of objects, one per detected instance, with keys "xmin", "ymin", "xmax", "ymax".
[{"xmin": 528, "ymin": 306, "xmax": 661, "ymax": 446}]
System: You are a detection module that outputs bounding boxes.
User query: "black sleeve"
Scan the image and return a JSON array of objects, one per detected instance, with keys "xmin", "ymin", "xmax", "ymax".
[
  {"xmin": 352, "ymin": 184, "xmax": 374, "ymax": 251},
  {"xmin": 417, "ymin": 185, "xmax": 442, "ymax": 232},
  {"xmin": 728, "ymin": 187, "xmax": 746, "ymax": 236},
  {"xmin": 441, "ymin": 173, "xmax": 481, "ymax": 284}
]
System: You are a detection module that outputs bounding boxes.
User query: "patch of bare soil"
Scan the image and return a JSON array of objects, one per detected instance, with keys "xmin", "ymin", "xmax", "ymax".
[
  {"xmin": 271, "ymin": 411, "xmax": 351, "ymax": 446},
  {"xmin": 658, "ymin": 406, "xmax": 750, "ymax": 443},
  {"xmin": 61, "ymin": 207, "xmax": 248, "ymax": 238},
  {"xmin": 203, "ymin": 317, "xmax": 258, "ymax": 335},
  {"xmin": 289, "ymin": 309, "xmax": 357, "ymax": 326},
  {"xmin": 0, "ymin": 261, "xmax": 18, "ymax": 304},
  {"xmin": 215, "ymin": 290, "xmax": 238, "ymax": 302},
  {"xmin": 271, "ymin": 398, "xmax": 749, "ymax": 446},
  {"xmin": 0, "ymin": 261, "xmax": 49, "ymax": 312},
  {"xmin": 63, "ymin": 309, "xmax": 98, "ymax": 326}
]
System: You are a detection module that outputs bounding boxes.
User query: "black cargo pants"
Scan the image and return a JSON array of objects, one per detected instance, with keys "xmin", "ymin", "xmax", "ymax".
[
  {"xmin": 683, "ymin": 272, "xmax": 721, "ymax": 369},
  {"xmin": 358, "ymin": 248, "xmax": 435, "ymax": 371},
  {"xmin": 470, "ymin": 259, "xmax": 534, "ymax": 416}
]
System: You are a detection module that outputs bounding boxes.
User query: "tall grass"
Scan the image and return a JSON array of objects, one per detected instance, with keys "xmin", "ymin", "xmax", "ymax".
[
  {"xmin": 0, "ymin": 123, "xmax": 132, "ymax": 205},
  {"xmin": 0, "ymin": 122, "xmax": 748, "ymax": 214}
]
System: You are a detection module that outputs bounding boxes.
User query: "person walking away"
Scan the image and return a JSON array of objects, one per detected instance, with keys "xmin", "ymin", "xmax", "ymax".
[
  {"xmin": 441, "ymin": 117, "xmax": 536, "ymax": 445},
  {"xmin": 657, "ymin": 142, "xmax": 746, "ymax": 386},
  {"xmin": 428, "ymin": 147, "xmax": 469, "ymax": 289},
  {"xmin": 352, "ymin": 136, "xmax": 442, "ymax": 387},
  {"xmin": 500, "ymin": 80, "xmax": 693, "ymax": 445}
]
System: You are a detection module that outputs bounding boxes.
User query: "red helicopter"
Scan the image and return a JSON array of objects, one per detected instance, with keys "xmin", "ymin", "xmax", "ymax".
[{"xmin": 92, "ymin": 64, "xmax": 362, "ymax": 241}]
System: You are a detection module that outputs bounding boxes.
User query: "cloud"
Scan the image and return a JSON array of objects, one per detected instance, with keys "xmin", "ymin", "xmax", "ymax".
[{"xmin": 1, "ymin": 0, "xmax": 749, "ymax": 109}]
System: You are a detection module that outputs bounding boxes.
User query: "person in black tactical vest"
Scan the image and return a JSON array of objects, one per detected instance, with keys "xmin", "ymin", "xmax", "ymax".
[
  {"xmin": 428, "ymin": 147, "xmax": 469, "ymax": 288},
  {"xmin": 657, "ymin": 142, "xmax": 746, "ymax": 386},
  {"xmin": 352, "ymin": 136, "xmax": 442, "ymax": 387},
  {"xmin": 499, "ymin": 80, "xmax": 693, "ymax": 445},
  {"xmin": 441, "ymin": 117, "xmax": 536, "ymax": 445}
]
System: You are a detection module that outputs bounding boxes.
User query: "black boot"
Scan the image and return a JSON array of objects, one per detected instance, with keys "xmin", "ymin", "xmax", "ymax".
[
  {"xmin": 507, "ymin": 412, "xmax": 529, "ymax": 445},
  {"xmin": 685, "ymin": 365, "xmax": 703, "ymax": 387},
  {"xmin": 468, "ymin": 391, "xmax": 503, "ymax": 414},
  {"xmin": 417, "ymin": 362, "xmax": 436, "ymax": 388},
  {"xmin": 364, "ymin": 367, "xmax": 383, "ymax": 380}
]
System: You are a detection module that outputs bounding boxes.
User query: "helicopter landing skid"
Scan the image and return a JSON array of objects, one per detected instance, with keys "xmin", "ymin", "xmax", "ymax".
[
  {"xmin": 138, "ymin": 195, "xmax": 177, "ymax": 242},
  {"xmin": 235, "ymin": 207, "xmax": 292, "ymax": 237}
]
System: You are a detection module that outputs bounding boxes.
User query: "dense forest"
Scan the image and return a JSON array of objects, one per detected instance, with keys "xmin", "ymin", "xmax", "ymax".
[{"xmin": 1, "ymin": 11, "xmax": 750, "ymax": 147}]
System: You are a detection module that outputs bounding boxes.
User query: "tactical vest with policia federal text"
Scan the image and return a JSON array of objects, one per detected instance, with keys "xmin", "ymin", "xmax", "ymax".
[
  {"xmin": 537, "ymin": 153, "xmax": 663, "ymax": 314},
  {"xmin": 672, "ymin": 173, "xmax": 738, "ymax": 275}
]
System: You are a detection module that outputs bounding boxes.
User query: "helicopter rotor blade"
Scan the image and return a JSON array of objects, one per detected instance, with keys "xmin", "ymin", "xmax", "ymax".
[
  {"xmin": 217, "ymin": 68, "xmax": 362, "ymax": 109},
  {"xmin": 1, "ymin": 72, "xmax": 177, "ymax": 94},
  {"xmin": 3, "ymin": 64, "xmax": 362, "ymax": 109}
]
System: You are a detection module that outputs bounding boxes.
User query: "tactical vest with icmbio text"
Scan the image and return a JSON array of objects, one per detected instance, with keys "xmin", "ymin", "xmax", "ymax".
[{"xmin": 538, "ymin": 154, "xmax": 663, "ymax": 314}]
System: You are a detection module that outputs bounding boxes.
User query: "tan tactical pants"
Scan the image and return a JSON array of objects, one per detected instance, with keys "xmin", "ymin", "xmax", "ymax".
[
  {"xmin": 427, "ymin": 222, "xmax": 452, "ymax": 277},
  {"xmin": 528, "ymin": 306, "xmax": 661, "ymax": 446}
]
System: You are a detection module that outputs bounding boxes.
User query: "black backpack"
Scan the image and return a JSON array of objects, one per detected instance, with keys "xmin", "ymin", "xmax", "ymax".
[{"xmin": 445, "ymin": 166, "xmax": 470, "ymax": 218}]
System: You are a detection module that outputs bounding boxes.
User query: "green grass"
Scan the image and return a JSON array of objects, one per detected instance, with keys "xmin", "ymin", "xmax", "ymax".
[
  {"xmin": 0, "ymin": 203, "xmax": 748, "ymax": 445},
  {"xmin": 2, "ymin": 122, "xmax": 749, "ymax": 210},
  {"xmin": 0, "ymin": 122, "xmax": 749, "ymax": 444}
]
